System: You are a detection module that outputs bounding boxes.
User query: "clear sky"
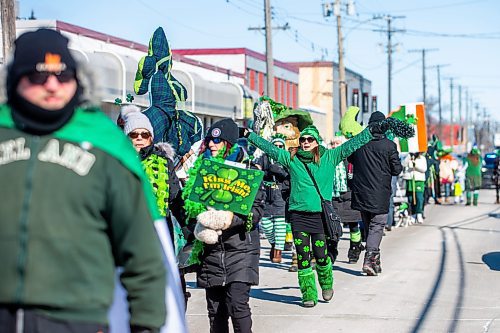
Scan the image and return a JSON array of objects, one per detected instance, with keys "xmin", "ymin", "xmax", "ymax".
[{"xmin": 19, "ymin": 0, "xmax": 500, "ymax": 123}]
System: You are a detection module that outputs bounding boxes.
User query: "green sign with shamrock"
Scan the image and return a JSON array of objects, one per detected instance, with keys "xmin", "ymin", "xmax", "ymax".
[{"xmin": 188, "ymin": 159, "xmax": 264, "ymax": 215}]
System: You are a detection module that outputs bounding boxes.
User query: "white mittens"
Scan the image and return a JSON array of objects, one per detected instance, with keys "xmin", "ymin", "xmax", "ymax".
[
  {"xmin": 194, "ymin": 223, "xmax": 222, "ymax": 245},
  {"xmin": 196, "ymin": 209, "xmax": 234, "ymax": 230},
  {"xmin": 194, "ymin": 209, "xmax": 234, "ymax": 244}
]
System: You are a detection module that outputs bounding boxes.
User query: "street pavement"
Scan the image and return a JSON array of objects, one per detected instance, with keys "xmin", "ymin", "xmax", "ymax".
[{"xmin": 185, "ymin": 189, "xmax": 500, "ymax": 333}]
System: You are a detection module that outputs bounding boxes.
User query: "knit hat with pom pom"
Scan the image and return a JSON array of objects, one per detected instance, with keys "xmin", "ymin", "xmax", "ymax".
[{"xmin": 120, "ymin": 105, "xmax": 154, "ymax": 138}]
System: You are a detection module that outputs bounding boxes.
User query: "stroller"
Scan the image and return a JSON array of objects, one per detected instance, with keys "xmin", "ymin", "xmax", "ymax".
[{"xmin": 393, "ymin": 176, "xmax": 414, "ymax": 228}]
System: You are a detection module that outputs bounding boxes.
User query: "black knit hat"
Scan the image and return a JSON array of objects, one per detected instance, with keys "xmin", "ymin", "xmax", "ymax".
[
  {"xmin": 368, "ymin": 111, "xmax": 386, "ymax": 124},
  {"xmin": 206, "ymin": 118, "xmax": 239, "ymax": 145},
  {"xmin": 7, "ymin": 29, "xmax": 77, "ymax": 97}
]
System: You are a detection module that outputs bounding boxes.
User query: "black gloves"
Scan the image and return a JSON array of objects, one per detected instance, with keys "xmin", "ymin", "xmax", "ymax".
[
  {"xmin": 368, "ymin": 119, "xmax": 390, "ymax": 135},
  {"xmin": 238, "ymin": 127, "xmax": 251, "ymax": 138}
]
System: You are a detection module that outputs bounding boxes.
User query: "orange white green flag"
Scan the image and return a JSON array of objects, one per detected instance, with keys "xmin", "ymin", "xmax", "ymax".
[{"xmin": 389, "ymin": 102, "xmax": 427, "ymax": 153}]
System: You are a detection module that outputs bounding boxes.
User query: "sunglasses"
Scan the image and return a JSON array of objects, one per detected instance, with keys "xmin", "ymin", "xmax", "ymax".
[
  {"xmin": 206, "ymin": 137, "xmax": 223, "ymax": 144},
  {"xmin": 274, "ymin": 144, "xmax": 285, "ymax": 149},
  {"xmin": 26, "ymin": 70, "xmax": 76, "ymax": 85},
  {"xmin": 128, "ymin": 131, "xmax": 152, "ymax": 139},
  {"xmin": 299, "ymin": 136, "xmax": 316, "ymax": 144}
]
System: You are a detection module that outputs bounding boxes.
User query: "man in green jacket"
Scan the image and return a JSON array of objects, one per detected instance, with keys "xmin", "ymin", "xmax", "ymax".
[{"xmin": 0, "ymin": 29, "xmax": 176, "ymax": 332}]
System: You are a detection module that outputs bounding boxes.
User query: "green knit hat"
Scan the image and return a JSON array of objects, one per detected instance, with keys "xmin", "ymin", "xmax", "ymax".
[{"xmin": 300, "ymin": 125, "xmax": 322, "ymax": 143}]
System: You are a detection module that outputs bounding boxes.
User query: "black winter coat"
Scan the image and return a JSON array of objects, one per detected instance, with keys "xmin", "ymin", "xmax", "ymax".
[
  {"xmin": 196, "ymin": 151, "xmax": 265, "ymax": 288},
  {"xmin": 348, "ymin": 133, "xmax": 402, "ymax": 214},
  {"xmin": 256, "ymin": 154, "xmax": 289, "ymax": 217}
]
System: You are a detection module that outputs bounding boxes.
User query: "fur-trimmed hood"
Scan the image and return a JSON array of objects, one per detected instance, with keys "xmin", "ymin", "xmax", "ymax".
[{"xmin": 154, "ymin": 142, "xmax": 176, "ymax": 160}]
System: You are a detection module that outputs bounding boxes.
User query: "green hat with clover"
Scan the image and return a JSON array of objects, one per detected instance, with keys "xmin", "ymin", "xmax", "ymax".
[{"xmin": 300, "ymin": 125, "xmax": 322, "ymax": 143}]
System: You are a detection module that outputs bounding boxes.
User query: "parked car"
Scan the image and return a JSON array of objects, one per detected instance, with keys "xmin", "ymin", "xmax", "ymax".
[{"xmin": 482, "ymin": 152, "xmax": 497, "ymax": 188}]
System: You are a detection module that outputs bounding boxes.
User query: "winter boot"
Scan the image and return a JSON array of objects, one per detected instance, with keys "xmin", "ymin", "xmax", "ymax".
[
  {"xmin": 272, "ymin": 249, "xmax": 282, "ymax": 263},
  {"xmin": 297, "ymin": 267, "xmax": 318, "ymax": 307},
  {"xmin": 373, "ymin": 252, "xmax": 382, "ymax": 274},
  {"xmin": 473, "ymin": 191, "xmax": 479, "ymax": 206},
  {"xmin": 347, "ymin": 241, "xmax": 364, "ymax": 264},
  {"xmin": 362, "ymin": 251, "xmax": 380, "ymax": 276},
  {"xmin": 466, "ymin": 191, "xmax": 472, "ymax": 206},
  {"xmin": 288, "ymin": 252, "xmax": 298, "ymax": 272},
  {"xmin": 416, "ymin": 213, "xmax": 424, "ymax": 224},
  {"xmin": 315, "ymin": 257, "xmax": 334, "ymax": 301}
]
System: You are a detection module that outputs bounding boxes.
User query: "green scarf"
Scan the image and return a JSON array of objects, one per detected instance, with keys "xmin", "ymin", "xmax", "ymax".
[{"xmin": 296, "ymin": 145, "xmax": 326, "ymax": 164}]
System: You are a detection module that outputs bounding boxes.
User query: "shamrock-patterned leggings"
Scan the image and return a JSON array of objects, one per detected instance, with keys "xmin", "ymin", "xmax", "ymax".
[{"xmin": 293, "ymin": 231, "xmax": 329, "ymax": 270}]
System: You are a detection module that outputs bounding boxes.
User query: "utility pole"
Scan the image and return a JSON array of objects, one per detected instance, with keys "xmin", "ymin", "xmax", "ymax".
[
  {"xmin": 1, "ymin": 0, "xmax": 16, "ymax": 63},
  {"xmin": 458, "ymin": 85, "xmax": 462, "ymax": 147},
  {"xmin": 449, "ymin": 78, "xmax": 454, "ymax": 150},
  {"xmin": 264, "ymin": 0, "xmax": 274, "ymax": 99},
  {"xmin": 322, "ymin": 1, "xmax": 355, "ymax": 118},
  {"xmin": 335, "ymin": 0, "xmax": 347, "ymax": 117},
  {"xmin": 373, "ymin": 15, "xmax": 405, "ymax": 113},
  {"xmin": 408, "ymin": 48, "xmax": 437, "ymax": 125},
  {"xmin": 428, "ymin": 64, "xmax": 448, "ymax": 139},
  {"xmin": 248, "ymin": 0, "xmax": 289, "ymax": 99}
]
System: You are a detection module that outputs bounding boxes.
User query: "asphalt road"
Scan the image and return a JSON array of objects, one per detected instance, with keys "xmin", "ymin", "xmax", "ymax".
[{"xmin": 185, "ymin": 189, "xmax": 500, "ymax": 333}]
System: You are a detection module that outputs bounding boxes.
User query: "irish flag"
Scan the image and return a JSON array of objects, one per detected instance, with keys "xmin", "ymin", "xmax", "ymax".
[{"xmin": 389, "ymin": 103, "xmax": 427, "ymax": 153}]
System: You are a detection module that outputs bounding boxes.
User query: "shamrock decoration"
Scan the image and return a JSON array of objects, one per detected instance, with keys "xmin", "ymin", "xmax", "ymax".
[
  {"xmin": 204, "ymin": 160, "xmax": 211, "ymax": 166},
  {"xmin": 301, "ymin": 232, "xmax": 308, "ymax": 237},
  {"xmin": 303, "ymin": 245, "xmax": 310, "ymax": 253},
  {"xmin": 406, "ymin": 114, "xmax": 417, "ymax": 125},
  {"xmin": 200, "ymin": 169, "xmax": 208, "ymax": 176},
  {"xmin": 317, "ymin": 258, "xmax": 325, "ymax": 263},
  {"xmin": 294, "ymin": 238, "xmax": 303, "ymax": 246},
  {"xmin": 223, "ymin": 204, "xmax": 230, "ymax": 209},
  {"xmin": 248, "ymin": 174, "xmax": 255, "ymax": 180},
  {"xmin": 241, "ymin": 171, "xmax": 248, "ymax": 176},
  {"xmin": 298, "ymin": 254, "xmax": 303, "ymax": 260},
  {"xmin": 240, "ymin": 204, "xmax": 248, "ymax": 211},
  {"xmin": 315, "ymin": 240, "xmax": 325, "ymax": 248},
  {"xmin": 114, "ymin": 98, "xmax": 122, "ymax": 105},
  {"xmin": 194, "ymin": 187, "xmax": 204, "ymax": 195},
  {"xmin": 126, "ymin": 93, "xmax": 134, "ymax": 103},
  {"xmin": 208, "ymin": 199, "xmax": 216, "ymax": 206},
  {"xmin": 213, "ymin": 165, "xmax": 220, "ymax": 171},
  {"xmin": 301, "ymin": 260, "xmax": 309, "ymax": 267},
  {"xmin": 235, "ymin": 196, "xmax": 243, "ymax": 202}
]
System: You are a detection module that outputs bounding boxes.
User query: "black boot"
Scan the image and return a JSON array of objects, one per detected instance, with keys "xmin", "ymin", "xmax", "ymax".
[
  {"xmin": 269, "ymin": 243, "xmax": 275, "ymax": 261},
  {"xmin": 347, "ymin": 241, "xmax": 364, "ymax": 264},
  {"xmin": 362, "ymin": 251, "xmax": 380, "ymax": 276}
]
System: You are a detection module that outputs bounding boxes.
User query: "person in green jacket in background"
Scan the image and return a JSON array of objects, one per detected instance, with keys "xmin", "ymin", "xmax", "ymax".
[
  {"xmin": 465, "ymin": 147, "xmax": 483, "ymax": 206},
  {"xmin": 242, "ymin": 120, "xmax": 387, "ymax": 308}
]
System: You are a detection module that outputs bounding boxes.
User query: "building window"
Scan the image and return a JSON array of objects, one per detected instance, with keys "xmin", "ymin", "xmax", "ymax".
[
  {"xmin": 249, "ymin": 70, "xmax": 256, "ymax": 91},
  {"xmin": 258, "ymin": 72, "xmax": 264, "ymax": 95}
]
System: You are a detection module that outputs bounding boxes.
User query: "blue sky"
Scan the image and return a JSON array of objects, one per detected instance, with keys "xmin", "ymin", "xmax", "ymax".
[{"xmin": 20, "ymin": 0, "xmax": 500, "ymax": 123}]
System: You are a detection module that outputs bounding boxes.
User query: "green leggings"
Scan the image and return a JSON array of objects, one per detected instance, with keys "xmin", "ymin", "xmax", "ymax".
[{"xmin": 293, "ymin": 231, "xmax": 329, "ymax": 270}]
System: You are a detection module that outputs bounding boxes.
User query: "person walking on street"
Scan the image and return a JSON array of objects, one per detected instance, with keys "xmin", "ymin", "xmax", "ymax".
[
  {"xmin": 330, "ymin": 135, "xmax": 364, "ymax": 264},
  {"xmin": 256, "ymin": 134, "xmax": 289, "ymax": 263},
  {"xmin": 464, "ymin": 147, "xmax": 483, "ymax": 206},
  {"xmin": 184, "ymin": 118, "xmax": 265, "ymax": 333},
  {"xmin": 348, "ymin": 111, "xmax": 403, "ymax": 276},
  {"xmin": 0, "ymin": 29, "xmax": 183, "ymax": 332},
  {"xmin": 243, "ymin": 120, "xmax": 388, "ymax": 307}
]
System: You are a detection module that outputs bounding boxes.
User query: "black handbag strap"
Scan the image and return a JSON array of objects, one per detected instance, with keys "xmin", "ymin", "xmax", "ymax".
[{"xmin": 299, "ymin": 159, "xmax": 326, "ymax": 201}]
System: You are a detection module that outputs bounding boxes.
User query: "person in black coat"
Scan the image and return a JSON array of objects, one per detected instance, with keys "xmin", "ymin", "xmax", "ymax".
[
  {"xmin": 186, "ymin": 119, "xmax": 265, "ymax": 333},
  {"xmin": 348, "ymin": 111, "xmax": 403, "ymax": 276},
  {"xmin": 256, "ymin": 135, "xmax": 289, "ymax": 263}
]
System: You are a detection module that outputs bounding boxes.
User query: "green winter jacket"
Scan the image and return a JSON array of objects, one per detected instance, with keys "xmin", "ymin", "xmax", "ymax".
[
  {"xmin": 247, "ymin": 128, "xmax": 373, "ymax": 212},
  {"xmin": 0, "ymin": 105, "xmax": 166, "ymax": 329}
]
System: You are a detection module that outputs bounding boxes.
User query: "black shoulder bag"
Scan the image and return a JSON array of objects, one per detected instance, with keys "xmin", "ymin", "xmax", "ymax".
[{"xmin": 300, "ymin": 160, "xmax": 343, "ymax": 243}]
